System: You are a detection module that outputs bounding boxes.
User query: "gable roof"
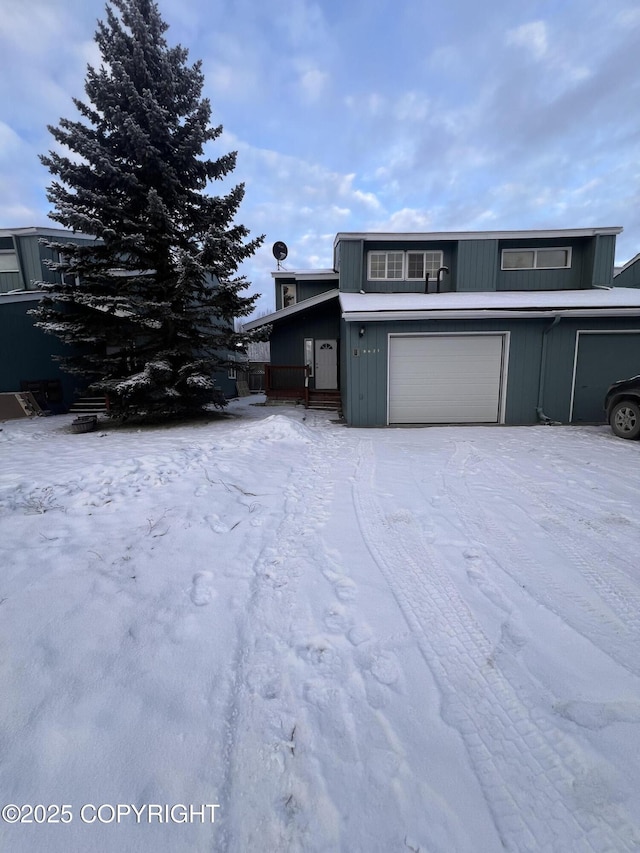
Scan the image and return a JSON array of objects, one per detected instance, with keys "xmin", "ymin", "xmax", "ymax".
[{"xmin": 243, "ymin": 289, "xmax": 339, "ymax": 330}]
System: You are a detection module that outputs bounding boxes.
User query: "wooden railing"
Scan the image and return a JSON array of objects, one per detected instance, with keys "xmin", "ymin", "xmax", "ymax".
[{"xmin": 265, "ymin": 364, "xmax": 311, "ymax": 407}]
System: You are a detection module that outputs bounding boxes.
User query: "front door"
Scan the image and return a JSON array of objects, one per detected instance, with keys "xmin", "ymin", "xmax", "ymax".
[{"xmin": 315, "ymin": 339, "xmax": 338, "ymax": 389}]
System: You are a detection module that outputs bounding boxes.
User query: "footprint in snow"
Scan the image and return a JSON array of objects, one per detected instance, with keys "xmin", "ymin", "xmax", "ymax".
[
  {"xmin": 370, "ymin": 651, "xmax": 400, "ymax": 685},
  {"xmin": 334, "ymin": 577, "xmax": 357, "ymax": 602},
  {"xmin": 348, "ymin": 624, "xmax": 373, "ymax": 646},
  {"xmin": 205, "ymin": 514, "xmax": 229, "ymax": 534},
  {"xmin": 190, "ymin": 572, "xmax": 215, "ymax": 606}
]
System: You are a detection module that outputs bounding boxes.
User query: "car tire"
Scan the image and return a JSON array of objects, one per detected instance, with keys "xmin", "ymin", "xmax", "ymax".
[{"xmin": 610, "ymin": 399, "xmax": 640, "ymax": 440}]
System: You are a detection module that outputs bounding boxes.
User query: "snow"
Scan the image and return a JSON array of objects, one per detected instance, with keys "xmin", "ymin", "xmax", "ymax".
[
  {"xmin": 339, "ymin": 287, "xmax": 640, "ymax": 317},
  {"xmin": 1, "ymin": 399, "xmax": 640, "ymax": 852}
]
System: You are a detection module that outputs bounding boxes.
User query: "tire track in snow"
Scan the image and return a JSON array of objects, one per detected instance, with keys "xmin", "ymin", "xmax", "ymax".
[
  {"xmin": 352, "ymin": 438, "xmax": 640, "ymax": 853},
  {"xmin": 445, "ymin": 441, "xmax": 640, "ymax": 677},
  {"xmin": 475, "ymin": 446, "xmax": 640, "ymax": 636}
]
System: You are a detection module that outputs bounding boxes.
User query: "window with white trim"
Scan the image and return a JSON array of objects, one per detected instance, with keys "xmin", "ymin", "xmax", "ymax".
[
  {"xmin": 368, "ymin": 252, "xmax": 404, "ymax": 280},
  {"xmin": 502, "ymin": 247, "xmax": 572, "ymax": 270},
  {"xmin": 0, "ymin": 251, "xmax": 19, "ymax": 273},
  {"xmin": 281, "ymin": 283, "xmax": 297, "ymax": 308},
  {"xmin": 368, "ymin": 250, "xmax": 444, "ymax": 280},
  {"xmin": 406, "ymin": 250, "xmax": 444, "ymax": 280}
]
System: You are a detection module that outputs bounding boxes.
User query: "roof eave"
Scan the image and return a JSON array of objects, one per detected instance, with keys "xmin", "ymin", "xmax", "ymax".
[
  {"xmin": 270, "ymin": 269, "xmax": 338, "ymax": 280},
  {"xmin": 244, "ymin": 288, "xmax": 340, "ymax": 330},
  {"xmin": 342, "ymin": 307, "xmax": 640, "ymax": 322},
  {"xmin": 333, "ymin": 226, "xmax": 623, "ymax": 248}
]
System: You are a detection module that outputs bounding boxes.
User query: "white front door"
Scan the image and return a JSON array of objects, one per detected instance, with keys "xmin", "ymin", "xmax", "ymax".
[{"xmin": 315, "ymin": 339, "xmax": 338, "ymax": 389}]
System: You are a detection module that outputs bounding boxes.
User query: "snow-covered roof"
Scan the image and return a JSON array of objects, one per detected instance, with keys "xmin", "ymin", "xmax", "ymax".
[
  {"xmin": 270, "ymin": 269, "xmax": 338, "ymax": 280},
  {"xmin": 334, "ymin": 226, "xmax": 623, "ymax": 247},
  {"xmin": 340, "ymin": 288, "xmax": 640, "ymax": 321},
  {"xmin": 0, "ymin": 225, "xmax": 96, "ymax": 240},
  {"xmin": 243, "ymin": 289, "xmax": 339, "ymax": 330}
]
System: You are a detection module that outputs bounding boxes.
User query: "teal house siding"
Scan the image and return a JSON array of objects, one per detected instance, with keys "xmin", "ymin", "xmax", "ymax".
[
  {"xmin": 541, "ymin": 318, "xmax": 640, "ymax": 422},
  {"xmin": 344, "ymin": 321, "xmax": 388, "ymax": 427},
  {"xmin": 344, "ymin": 319, "xmax": 552, "ymax": 428},
  {"xmin": 339, "ymin": 317, "xmax": 349, "ymax": 417},
  {"xmin": 274, "ymin": 276, "xmax": 337, "ymax": 310},
  {"xmin": 1, "ymin": 231, "xmax": 97, "ymax": 293},
  {"xmin": 456, "ymin": 240, "xmax": 498, "ymax": 292},
  {"xmin": 591, "ymin": 235, "xmax": 616, "ymax": 286},
  {"xmin": 270, "ymin": 299, "xmax": 340, "ymax": 391},
  {"xmin": 342, "ymin": 317, "xmax": 640, "ymax": 428},
  {"xmin": 496, "ymin": 238, "xmax": 586, "ymax": 291},
  {"xmin": 0, "ymin": 297, "xmax": 78, "ymax": 403},
  {"xmin": 615, "ymin": 255, "xmax": 640, "ymax": 289},
  {"xmin": 337, "ymin": 240, "xmax": 363, "ymax": 293}
]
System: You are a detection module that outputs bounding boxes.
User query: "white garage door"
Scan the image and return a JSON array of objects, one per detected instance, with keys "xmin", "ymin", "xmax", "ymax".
[{"xmin": 388, "ymin": 334, "xmax": 505, "ymax": 424}]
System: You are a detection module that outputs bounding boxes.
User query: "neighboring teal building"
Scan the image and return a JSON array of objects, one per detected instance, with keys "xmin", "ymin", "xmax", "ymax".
[
  {"xmin": 0, "ymin": 226, "xmax": 97, "ymax": 410},
  {"xmin": 245, "ymin": 227, "xmax": 640, "ymax": 427},
  {"xmin": 0, "ymin": 226, "xmax": 238, "ymax": 411}
]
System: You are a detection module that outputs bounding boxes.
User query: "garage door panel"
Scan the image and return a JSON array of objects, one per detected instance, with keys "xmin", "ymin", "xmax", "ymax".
[
  {"xmin": 389, "ymin": 335, "xmax": 504, "ymax": 424},
  {"xmin": 572, "ymin": 332, "xmax": 640, "ymax": 422}
]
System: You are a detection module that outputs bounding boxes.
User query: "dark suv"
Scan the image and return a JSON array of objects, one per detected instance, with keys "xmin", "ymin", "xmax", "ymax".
[{"xmin": 605, "ymin": 376, "xmax": 640, "ymax": 439}]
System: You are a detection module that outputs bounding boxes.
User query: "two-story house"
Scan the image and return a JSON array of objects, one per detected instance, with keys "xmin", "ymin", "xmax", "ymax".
[
  {"xmin": 0, "ymin": 225, "xmax": 238, "ymax": 414},
  {"xmin": 245, "ymin": 227, "xmax": 640, "ymax": 427},
  {"xmin": 0, "ymin": 226, "xmax": 100, "ymax": 412}
]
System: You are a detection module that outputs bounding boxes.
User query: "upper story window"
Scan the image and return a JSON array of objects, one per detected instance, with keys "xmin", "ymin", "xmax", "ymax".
[
  {"xmin": 0, "ymin": 251, "xmax": 19, "ymax": 272},
  {"xmin": 502, "ymin": 247, "xmax": 572, "ymax": 270},
  {"xmin": 368, "ymin": 250, "xmax": 444, "ymax": 280},
  {"xmin": 281, "ymin": 283, "xmax": 297, "ymax": 307},
  {"xmin": 368, "ymin": 252, "xmax": 404, "ymax": 280},
  {"xmin": 406, "ymin": 251, "xmax": 444, "ymax": 280}
]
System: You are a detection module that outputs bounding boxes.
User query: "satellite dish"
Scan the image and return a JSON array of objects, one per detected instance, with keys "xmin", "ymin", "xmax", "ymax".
[{"xmin": 272, "ymin": 241, "xmax": 288, "ymax": 262}]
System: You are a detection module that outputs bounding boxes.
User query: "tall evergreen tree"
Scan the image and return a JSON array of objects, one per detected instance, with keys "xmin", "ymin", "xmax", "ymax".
[{"xmin": 33, "ymin": 0, "xmax": 264, "ymax": 421}]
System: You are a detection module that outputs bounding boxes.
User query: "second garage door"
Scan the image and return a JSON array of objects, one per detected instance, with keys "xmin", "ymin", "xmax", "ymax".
[{"xmin": 388, "ymin": 334, "xmax": 506, "ymax": 424}]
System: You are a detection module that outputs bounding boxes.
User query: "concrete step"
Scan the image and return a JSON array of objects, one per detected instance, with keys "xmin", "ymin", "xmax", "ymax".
[{"xmin": 69, "ymin": 396, "xmax": 108, "ymax": 414}]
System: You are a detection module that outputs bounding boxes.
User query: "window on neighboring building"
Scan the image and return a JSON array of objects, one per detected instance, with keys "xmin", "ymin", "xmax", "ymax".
[
  {"xmin": 58, "ymin": 252, "xmax": 81, "ymax": 286},
  {"xmin": 368, "ymin": 252, "xmax": 404, "ymax": 280},
  {"xmin": 281, "ymin": 283, "xmax": 297, "ymax": 308},
  {"xmin": 0, "ymin": 251, "xmax": 19, "ymax": 272},
  {"xmin": 406, "ymin": 251, "xmax": 444, "ymax": 280},
  {"xmin": 502, "ymin": 247, "xmax": 572, "ymax": 270}
]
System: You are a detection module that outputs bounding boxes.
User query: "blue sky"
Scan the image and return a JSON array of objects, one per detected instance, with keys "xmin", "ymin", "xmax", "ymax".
[{"xmin": 1, "ymin": 0, "xmax": 639, "ymax": 315}]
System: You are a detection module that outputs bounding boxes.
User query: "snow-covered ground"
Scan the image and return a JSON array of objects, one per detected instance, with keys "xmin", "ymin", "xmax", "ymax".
[{"xmin": 1, "ymin": 397, "xmax": 640, "ymax": 853}]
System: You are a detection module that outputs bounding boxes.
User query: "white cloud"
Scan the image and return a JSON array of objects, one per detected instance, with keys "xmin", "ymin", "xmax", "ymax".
[
  {"xmin": 506, "ymin": 21, "xmax": 548, "ymax": 60},
  {"xmin": 373, "ymin": 208, "xmax": 434, "ymax": 232},
  {"xmin": 298, "ymin": 67, "xmax": 329, "ymax": 102},
  {"xmin": 0, "ymin": 122, "xmax": 22, "ymax": 160}
]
